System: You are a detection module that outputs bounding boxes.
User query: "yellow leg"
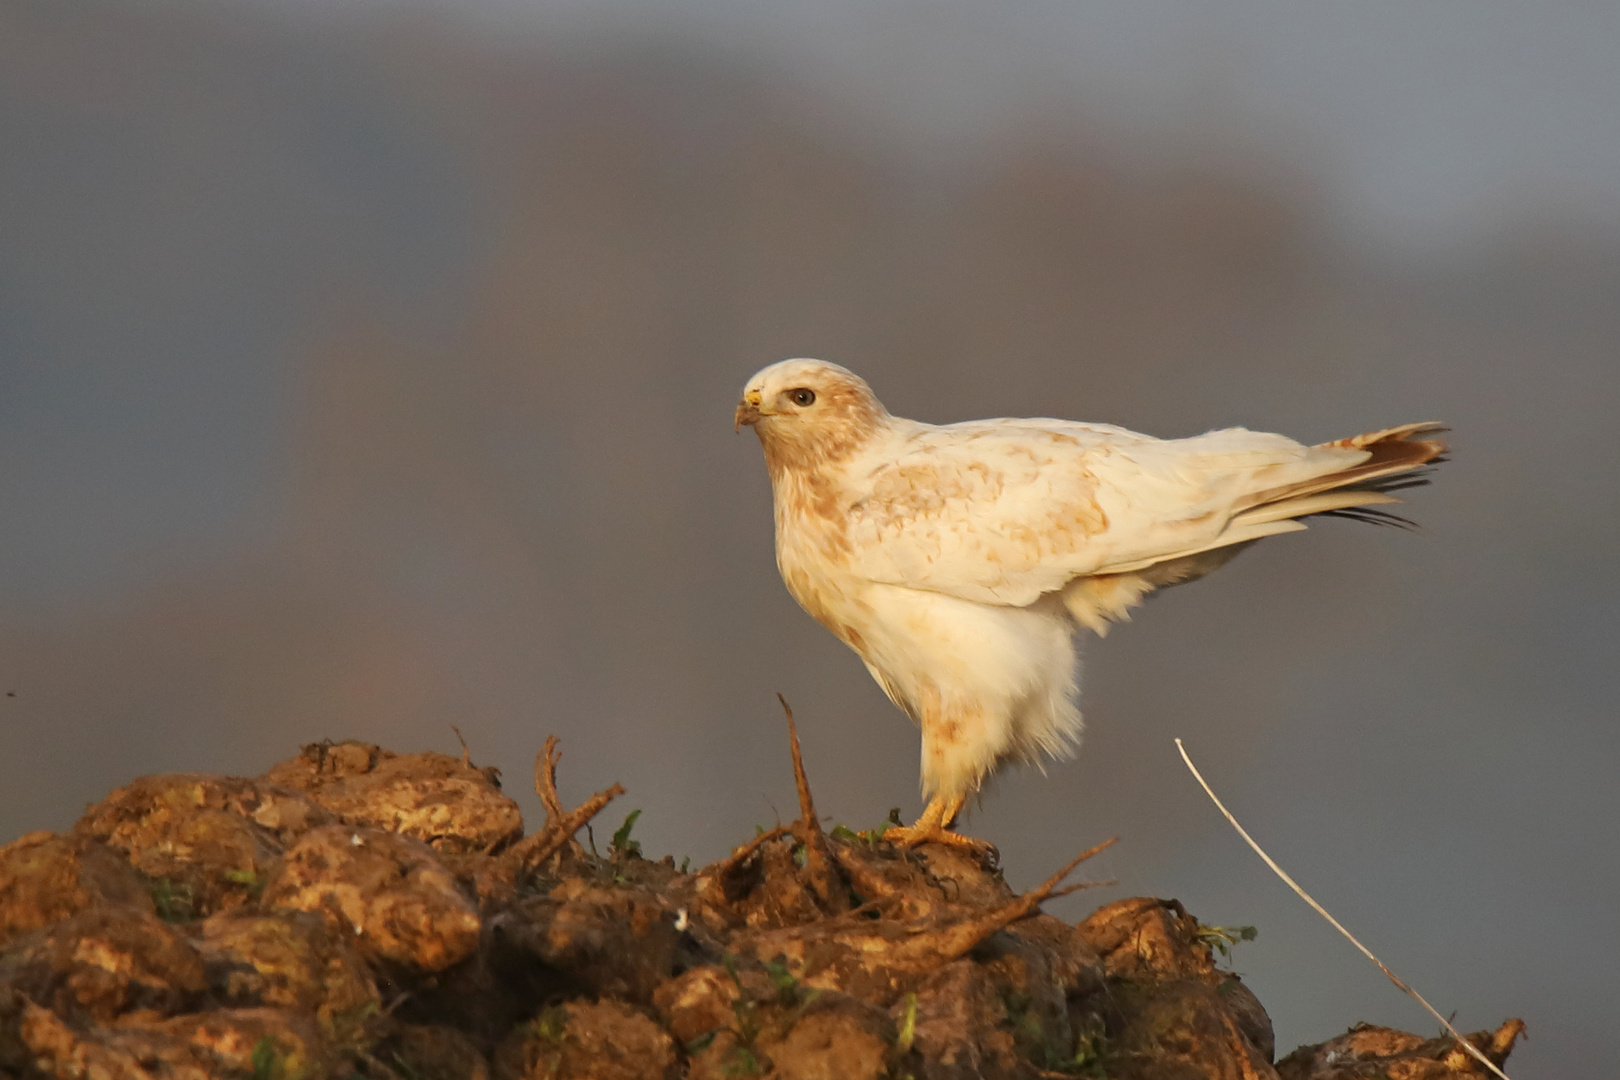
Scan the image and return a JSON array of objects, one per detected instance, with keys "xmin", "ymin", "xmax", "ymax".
[{"xmin": 882, "ymin": 792, "xmax": 996, "ymax": 858}]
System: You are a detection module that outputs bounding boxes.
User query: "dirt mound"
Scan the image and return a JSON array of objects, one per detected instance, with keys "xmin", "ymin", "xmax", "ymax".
[{"xmin": 0, "ymin": 734, "xmax": 1522, "ymax": 1079}]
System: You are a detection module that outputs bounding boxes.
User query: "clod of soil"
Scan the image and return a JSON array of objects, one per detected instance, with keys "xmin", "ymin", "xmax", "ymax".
[
  {"xmin": 0, "ymin": 738, "xmax": 1525, "ymax": 1080},
  {"xmin": 263, "ymin": 825, "xmax": 484, "ymax": 973},
  {"xmin": 75, "ymin": 773, "xmax": 328, "ymax": 920},
  {"xmin": 193, "ymin": 910, "xmax": 380, "ymax": 1028},
  {"xmin": 0, "ymin": 833, "xmax": 156, "ymax": 950},
  {"xmin": 1275, "ymin": 1020, "xmax": 1526, "ymax": 1080},
  {"xmin": 264, "ymin": 743, "xmax": 523, "ymax": 855}
]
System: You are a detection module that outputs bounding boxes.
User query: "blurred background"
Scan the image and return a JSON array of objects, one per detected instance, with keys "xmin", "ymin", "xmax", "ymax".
[{"xmin": 3, "ymin": 1, "xmax": 1617, "ymax": 1073}]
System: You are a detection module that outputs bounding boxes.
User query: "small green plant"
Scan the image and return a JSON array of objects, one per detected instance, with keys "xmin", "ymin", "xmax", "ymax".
[
  {"xmin": 513, "ymin": 1006, "xmax": 570, "ymax": 1080},
  {"xmin": 610, "ymin": 809, "xmax": 643, "ymax": 859},
  {"xmin": 529, "ymin": 1005, "xmax": 570, "ymax": 1044},
  {"xmin": 895, "ymin": 992, "xmax": 918, "ymax": 1054},
  {"xmin": 250, "ymin": 1036, "xmax": 280, "ymax": 1080},
  {"xmin": 714, "ymin": 954, "xmax": 807, "ymax": 1077},
  {"xmin": 223, "ymin": 867, "xmax": 268, "ymax": 901},
  {"xmin": 1000, "ymin": 990, "xmax": 1049, "ymax": 1061},
  {"xmin": 721, "ymin": 1044, "xmax": 762, "ymax": 1077},
  {"xmin": 762, "ymin": 957, "xmax": 801, "ymax": 1005},
  {"xmin": 830, "ymin": 822, "xmax": 890, "ymax": 846},
  {"xmin": 1065, "ymin": 1015, "xmax": 1109, "ymax": 1078},
  {"xmin": 147, "ymin": 877, "xmax": 196, "ymax": 922},
  {"xmin": 1197, "ymin": 923, "xmax": 1259, "ymax": 961},
  {"xmin": 722, "ymin": 961, "xmax": 764, "ymax": 1078}
]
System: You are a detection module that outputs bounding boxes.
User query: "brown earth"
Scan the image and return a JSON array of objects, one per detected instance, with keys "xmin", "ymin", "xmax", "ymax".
[{"xmin": 0, "ymin": 736, "xmax": 1523, "ymax": 1079}]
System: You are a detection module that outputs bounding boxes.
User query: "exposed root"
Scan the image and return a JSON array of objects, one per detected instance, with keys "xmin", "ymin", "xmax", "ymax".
[
  {"xmin": 715, "ymin": 824, "xmax": 793, "ymax": 873},
  {"xmin": 533, "ymin": 735, "xmax": 585, "ymax": 859},
  {"xmin": 507, "ymin": 739, "xmax": 624, "ymax": 871},
  {"xmin": 777, "ymin": 694, "xmax": 847, "ymax": 913},
  {"xmin": 890, "ymin": 837, "xmax": 1117, "ymax": 964},
  {"xmin": 778, "ymin": 694, "xmax": 818, "ymax": 832}
]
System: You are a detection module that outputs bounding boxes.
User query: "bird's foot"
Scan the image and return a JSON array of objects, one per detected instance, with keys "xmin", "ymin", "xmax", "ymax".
[
  {"xmin": 876, "ymin": 794, "xmax": 997, "ymax": 863},
  {"xmin": 881, "ymin": 822, "xmax": 999, "ymax": 865}
]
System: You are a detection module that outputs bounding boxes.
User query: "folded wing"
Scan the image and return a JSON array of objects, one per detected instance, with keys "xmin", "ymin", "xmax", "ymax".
[{"xmin": 845, "ymin": 419, "xmax": 1445, "ymax": 609}]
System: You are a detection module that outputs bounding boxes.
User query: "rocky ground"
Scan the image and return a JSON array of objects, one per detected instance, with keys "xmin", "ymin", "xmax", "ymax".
[{"xmin": 0, "ymin": 732, "xmax": 1523, "ymax": 1079}]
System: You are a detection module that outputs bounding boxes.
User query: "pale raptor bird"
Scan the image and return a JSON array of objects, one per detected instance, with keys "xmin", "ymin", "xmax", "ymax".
[{"xmin": 735, "ymin": 359, "xmax": 1445, "ymax": 850}]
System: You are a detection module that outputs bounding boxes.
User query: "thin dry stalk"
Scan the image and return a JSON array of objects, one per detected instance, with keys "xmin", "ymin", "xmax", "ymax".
[
  {"xmin": 1175, "ymin": 738, "xmax": 1514, "ymax": 1080},
  {"xmin": 777, "ymin": 693, "xmax": 819, "ymax": 830},
  {"xmin": 776, "ymin": 694, "xmax": 847, "ymax": 912},
  {"xmin": 450, "ymin": 725, "xmax": 472, "ymax": 768}
]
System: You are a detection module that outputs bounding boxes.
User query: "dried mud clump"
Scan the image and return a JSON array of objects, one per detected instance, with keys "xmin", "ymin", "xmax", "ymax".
[
  {"xmin": 74, "ymin": 773, "xmax": 331, "ymax": 920},
  {"xmin": 0, "ymin": 832, "xmax": 156, "ymax": 950},
  {"xmin": 264, "ymin": 742, "xmax": 523, "ymax": 856},
  {"xmin": 263, "ymin": 825, "xmax": 483, "ymax": 973},
  {"xmin": 0, "ymin": 737, "xmax": 1525, "ymax": 1080},
  {"xmin": 1276, "ymin": 1019, "xmax": 1527, "ymax": 1080}
]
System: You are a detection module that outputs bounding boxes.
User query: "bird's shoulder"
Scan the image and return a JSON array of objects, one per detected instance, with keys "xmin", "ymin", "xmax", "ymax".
[{"xmin": 848, "ymin": 417, "xmax": 1148, "ymax": 502}]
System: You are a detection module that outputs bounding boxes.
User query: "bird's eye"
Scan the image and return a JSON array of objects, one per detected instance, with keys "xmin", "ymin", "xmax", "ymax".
[{"xmin": 789, "ymin": 388, "xmax": 816, "ymax": 407}]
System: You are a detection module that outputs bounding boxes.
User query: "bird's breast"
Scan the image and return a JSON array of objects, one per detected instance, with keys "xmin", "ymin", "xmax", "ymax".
[{"xmin": 771, "ymin": 470, "xmax": 871, "ymax": 644}]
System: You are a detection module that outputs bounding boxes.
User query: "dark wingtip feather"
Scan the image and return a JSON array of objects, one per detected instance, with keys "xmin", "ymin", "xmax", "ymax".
[
  {"xmin": 1317, "ymin": 506, "xmax": 1422, "ymax": 531},
  {"xmin": 1355, "ymin": 463, "xmax": 1444, "ymax": 496}
]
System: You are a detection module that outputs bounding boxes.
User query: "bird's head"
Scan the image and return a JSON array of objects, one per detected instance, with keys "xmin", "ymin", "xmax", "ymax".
[{"xmin": 735, "ymin": 358, "xmax": 889, "ymax": 474}]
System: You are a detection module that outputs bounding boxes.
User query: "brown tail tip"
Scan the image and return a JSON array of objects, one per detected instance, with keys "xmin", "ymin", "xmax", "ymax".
[{"xmin": 1322, "ymin": 421, "xmax": 1449, "ymax": 465}]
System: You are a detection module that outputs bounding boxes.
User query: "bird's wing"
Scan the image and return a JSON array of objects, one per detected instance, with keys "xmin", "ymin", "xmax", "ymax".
[{"xmin": 844, "ymin": 419, "xmax": 1374, "ymax": 606}]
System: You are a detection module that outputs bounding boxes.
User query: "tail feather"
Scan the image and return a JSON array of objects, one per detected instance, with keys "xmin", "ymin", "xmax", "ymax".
[
  {"xmin": 1095, "ymin": 422, "xmax": 1445, "ymax": 579},
  {"xmin": 1232, "ymin": 488, "xmax": 1401, "ymax": 528},
  {"xmin": 1323, "ymin": 420, "xmax": 1449, "ymax": 451},
  {"xmin": 1315, "ymin": 505, "xmax": 1423, "ymax": 530},
  {"xmin": 1311, "ymin": 421, "xmax": 1447, "ymax": 486},
  {"xmin": 1218, "ymin": 423, "xmax": 1441, "ymax": 528},
  {"xmin": 1066, "ymin": 421, "xmax": 1448, "ymax": 635}
]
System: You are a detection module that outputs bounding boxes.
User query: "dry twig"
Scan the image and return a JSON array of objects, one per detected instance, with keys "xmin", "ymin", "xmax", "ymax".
[
  {"xmin": 892, "ymin": 836, "xmax": 1116, "ymax": 962},
  {"xmin": 533, "ymin": 736, "xmax": 585, "ymax": 858},
  {"xmin": 510, "ymin": 782, "xmax": 625, "ymax": 869},
  {"xmin": 777, "ymin": 693, "xmax": 847, "ymax": 912},
  {"xmin": 534, "ymin": 737, "xmax": 566, "ymax": 822},
  {"xmin": 778, "ymin": 693, "xmax": 819, "ymax": 830},
  {"xmin": 1175, "ymin": 738, "xmax": 1515, "ymax": 1080},
  {"xmin": 715, "ymin": 824, "xmax": 793, "ymax": 872},
  {"xmin": 506, "ymin": 741, "xmax": 625, "ymax": 870}
]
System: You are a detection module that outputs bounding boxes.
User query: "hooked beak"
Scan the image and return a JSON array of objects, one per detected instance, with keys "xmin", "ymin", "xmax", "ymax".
[{"xmin": 734, "ymin": 389, "xmax": 764, "ymax": 432}]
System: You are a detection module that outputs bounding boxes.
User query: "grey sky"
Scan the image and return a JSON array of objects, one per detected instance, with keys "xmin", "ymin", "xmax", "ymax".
[{"xmin": 323, "ymin": 0, "xmax": 1620, "ymax": 251}]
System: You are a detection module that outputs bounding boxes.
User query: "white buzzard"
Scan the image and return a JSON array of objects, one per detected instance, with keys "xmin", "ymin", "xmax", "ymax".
[{"xmin": 736, "ymin": 359, "xmax": 1445, "ymax": 849}]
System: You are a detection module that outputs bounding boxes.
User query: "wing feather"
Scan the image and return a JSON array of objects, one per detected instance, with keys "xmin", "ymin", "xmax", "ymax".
[{"xmin": 845, "ymin": 419, "xmax": 1377, "ymax": 606}]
